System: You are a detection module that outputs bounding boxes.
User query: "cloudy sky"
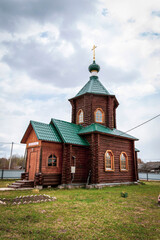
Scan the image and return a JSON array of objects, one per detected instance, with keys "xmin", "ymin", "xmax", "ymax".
[{"xmin": 0, "ymin": 0, "xmax": 160, "ymax": 162}]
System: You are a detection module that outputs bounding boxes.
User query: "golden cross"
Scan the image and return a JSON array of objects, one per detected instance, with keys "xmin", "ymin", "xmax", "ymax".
[{"xmin": 92, "ymin": 45, "xmax": 97, "ymax": 61}]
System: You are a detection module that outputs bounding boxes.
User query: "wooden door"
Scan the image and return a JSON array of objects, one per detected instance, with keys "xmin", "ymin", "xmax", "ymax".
[{"xmin": 29, "ymin": 152, "xmax": 37, "ymax": 180}]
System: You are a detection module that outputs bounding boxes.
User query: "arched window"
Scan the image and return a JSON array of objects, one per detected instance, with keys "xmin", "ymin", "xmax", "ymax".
[
  {"xmin": 105, "ymin": 150, "xmax": 114, "ymax": 171},
  {"xmin": 94, "ymin": 108, "xmax": 104, "ymax": 123},
  {"xmin": 77, "ymin": 109, "xmax": 84, "ymax": 124},
  {"xmin": 120, "ymin": 152, "xmax": 128, "ymax": 171},
  {"xmin": 48, "ymin": 154, "xmax": 57, "ymax": 167}
]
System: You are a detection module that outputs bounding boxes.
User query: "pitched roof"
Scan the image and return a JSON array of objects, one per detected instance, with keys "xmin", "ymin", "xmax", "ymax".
[
  {"xmin": 21, "ymin": 120, "xmax": 62, "ymax": 143},
  {"xmin": 78, "ymin": 123, "xmax": 138, "ymax": 140},
  {"xmin": 51, "ymin": 119, "xmax": 89, "ymax": 146},
  {"xmin": 22, "ymin": 120, "xmax": 137, "ymax": 145},
  {"xmin": 75, "ymin": 76, "xmax": 110, "ymax": 97},
  {"xmin": 30, "ymin": 120, "xmax": 62, "ymax": 142}
]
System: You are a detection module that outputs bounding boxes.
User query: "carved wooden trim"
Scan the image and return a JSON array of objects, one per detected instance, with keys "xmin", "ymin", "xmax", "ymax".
[
  {"xmin": 76, "ymin": 109, "xmax": 84, "ymax": 124},
  {"xmin": 94, "ymin": 108, "xmax": 105, "ymax": 123},
  {"xmin": 120, "ymin": 152, "xmax": 129, "ymax": 172},
  {"xmin": 104, "ymin": 150, "xmax": 114, "ymax": 172}
]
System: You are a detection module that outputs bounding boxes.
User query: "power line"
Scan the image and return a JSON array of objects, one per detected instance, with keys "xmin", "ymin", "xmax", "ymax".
[
  {"xmin": 111, "ymin": 113, "xmax": 160, "ymax": 140},
  {"xmin": 125, "ymin": 114, "xmax": 160, "ymax": 134}
]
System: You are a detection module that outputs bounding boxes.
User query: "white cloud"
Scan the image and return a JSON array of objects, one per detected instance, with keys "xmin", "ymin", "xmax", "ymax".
[{"xmin": 0, "ymin": 0, "xmax": 160, "ymax": 161}]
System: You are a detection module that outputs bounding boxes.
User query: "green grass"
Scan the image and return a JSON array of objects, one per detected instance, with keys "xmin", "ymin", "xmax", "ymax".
[
  {"xmin": 0, "ymin": 179, "xmax": 18, "ymax": 188},
  {"xmin": 0, "ymin": 181, "xmax": 160, "ymax": 240}
]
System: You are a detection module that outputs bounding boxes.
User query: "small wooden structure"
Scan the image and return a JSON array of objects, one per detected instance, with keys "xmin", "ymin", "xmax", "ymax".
[{"xmin": 21, "ymin": 57, "xmax": 139, "ymax": 187}]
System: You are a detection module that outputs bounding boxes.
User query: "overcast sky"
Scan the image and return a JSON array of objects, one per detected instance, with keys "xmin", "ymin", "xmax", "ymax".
[{"xmin": 0, "ymin": 0, "xmax": 160, "ymax": 162}]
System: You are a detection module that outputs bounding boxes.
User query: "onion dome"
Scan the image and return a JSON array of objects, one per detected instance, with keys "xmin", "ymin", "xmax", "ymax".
[{"xmin": 88, "ymin": 60, "xmax": 100, "ymax": 74}]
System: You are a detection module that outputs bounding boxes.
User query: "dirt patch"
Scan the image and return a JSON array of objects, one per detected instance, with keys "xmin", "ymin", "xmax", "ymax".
[{"xmin": 0, "ymin": 194, "xmax": 56, "ymax": 205}]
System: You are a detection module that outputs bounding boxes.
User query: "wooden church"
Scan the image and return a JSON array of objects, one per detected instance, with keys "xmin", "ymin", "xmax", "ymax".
[{"xmin": 20, "ymin": 48, "xmax": 139, "ymax": 188}]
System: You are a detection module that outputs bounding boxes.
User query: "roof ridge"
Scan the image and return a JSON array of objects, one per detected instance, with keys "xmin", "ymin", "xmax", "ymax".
[
  {"xmin": 51, "ymin": 118, "xmax": 83, "ymax": 129},
  {"xmin": 51, "ymin": 119, "xmax": 89, "ymax": 146},
  {"xmin": 88, "ymin": 78, "xmax": 93, "ymax": 92},
  {"xmin": 75, "ymin": 76, "xmax": 110, "ymax": 97},
  {"xmin": 30, "ymin": 120, "xmax": 48, "ymax": 125},
  {"xmin": 51, "ymin": 119, "xmax": 66, "ymax": 143}
]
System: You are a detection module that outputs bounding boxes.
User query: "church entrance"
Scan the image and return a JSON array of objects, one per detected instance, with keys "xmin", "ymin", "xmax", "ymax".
[{"xmin": 29, "ymin": 151, "xmax": 37, "ymax": 180}]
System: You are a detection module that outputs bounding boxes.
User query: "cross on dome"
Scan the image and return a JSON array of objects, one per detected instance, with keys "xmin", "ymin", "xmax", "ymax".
[
  {"xmin": 92, "ymin": 45, "xmax": 97, "ymax": 61},
  {"xmin": 89, "ymin": 45, "xmax": 100, "ymax": 76}
]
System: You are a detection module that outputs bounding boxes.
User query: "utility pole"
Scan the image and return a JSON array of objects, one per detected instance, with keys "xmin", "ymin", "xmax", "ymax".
[{"xmin": 9, "ymin": 142, "xmax": 14, "ymax": 170}]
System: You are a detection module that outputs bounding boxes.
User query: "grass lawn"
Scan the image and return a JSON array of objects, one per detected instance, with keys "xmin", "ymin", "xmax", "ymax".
[
  {"xmin": 0, "ymin": 179, "xmax": 18, "ymax": 188},
  {"xmin": 0, "ymin": 181, "xmax": 160, "ymax": 240}
]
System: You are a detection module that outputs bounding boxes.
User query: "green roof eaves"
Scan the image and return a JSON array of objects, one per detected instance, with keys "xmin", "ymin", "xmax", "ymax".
[
  {"xmin": 78, "ymin": 123, "xmax": 138, "ymax": 140},
  {"xmin": 135, "ymin": 148, "xmax": 140, "ymax": 152}
]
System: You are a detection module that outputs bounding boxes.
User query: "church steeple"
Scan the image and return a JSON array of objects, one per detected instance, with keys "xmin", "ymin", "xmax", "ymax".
[{"xmin": 69, "ymin": 48, "xmax": 119, "ymax": 129}]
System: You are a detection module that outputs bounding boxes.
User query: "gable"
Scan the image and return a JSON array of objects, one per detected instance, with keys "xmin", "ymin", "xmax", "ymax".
[
  {"xmin": 26, "ymin": 128, "xmax": 39, "ymax": 144},
  {"xmin": 21, "ymin": 121, "xmax": 62, "ymax": 144}
]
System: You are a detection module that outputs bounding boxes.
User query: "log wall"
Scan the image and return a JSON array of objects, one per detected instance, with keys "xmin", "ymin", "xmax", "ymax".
[
  {"xmin": 70, "ymin": 94, "xmax": 117, "ymax": 129},
  {"xmin": 41, "ymin": 141, "xmax": 62, "ymax": 174},
  {"xmin": 98, "ymin": 134, "xmax": 137, "ymax": 183}
]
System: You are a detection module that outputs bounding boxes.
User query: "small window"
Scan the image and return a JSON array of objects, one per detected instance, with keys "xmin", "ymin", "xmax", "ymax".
[
  {"xmin": 120, "ymin": 152, "xmax": 128, "ymax": 171},
  {"xmin": 105, "ymin": 150, "xmax": 114, "ymax": 171},
  {"xmin": 48, "ymin": 154, "xmax": 57, "ymax": 167},
  {"xmin": 77, "ymin": 109, "xmax": 84, "ymax": 124},
  {"xmin": 94, "ymin": 108, "xmax": 104, "ymax": 123}
]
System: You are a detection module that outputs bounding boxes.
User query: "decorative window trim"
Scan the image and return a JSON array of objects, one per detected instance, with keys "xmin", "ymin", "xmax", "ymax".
[
  {"xmin": 104, "ymin": 150, "xmax": 114, "ymax": 172},
  {"xmin": 94, "ymin": 108, "xmax": 105, "ymax": 123},
  {"xmin": 120, "ymin": 152, "xmax": 129, "ymax": 172},
  {"xmin": 47, "ymin": 154, "xmax": 58, "ymax": 167},
  {"xmin": 77, "ymin": 109, "xmax": 84, "ymax": 124}
]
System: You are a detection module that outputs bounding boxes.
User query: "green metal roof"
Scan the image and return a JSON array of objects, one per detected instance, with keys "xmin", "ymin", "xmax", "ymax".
[
  {"xmin": 27, "ymin": 119, "xmax": 137, "ymax": 145},
  {"xmin": 75, "ymin": 76, "xmax": 110, "ymax": 97},
  {"xmin": 51, "ymin": 119, "xmax": 89, "ymax": 146},
  {"xmin": 31, "ymin": 120, "xmax": 62, "ymax": 143},
  {"xmin": 78, "ymin": 123, "xmax": 138, "ymax": 140},
  {"xmin": 135, "ymin": 148, "xmax": 140, "ymax": 152}
]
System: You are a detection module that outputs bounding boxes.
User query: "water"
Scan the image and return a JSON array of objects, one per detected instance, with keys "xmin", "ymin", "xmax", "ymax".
[
  {"xmin": 138, "ymin": 172, "xmax": 160, "ymax": 180},
  {"xmin": 0, "ymin": 169, "xmax": 25, "ymax": 179}
]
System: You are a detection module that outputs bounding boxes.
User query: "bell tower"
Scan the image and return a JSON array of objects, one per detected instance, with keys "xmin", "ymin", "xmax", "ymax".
[{"xmin": 69, "ymin": 47, "xmax": 119, "ymax": 129}]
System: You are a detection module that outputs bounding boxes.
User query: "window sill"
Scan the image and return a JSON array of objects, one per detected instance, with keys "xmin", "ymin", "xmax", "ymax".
[
  {"xmin": 105, "ymin": 169, "xmax": 115, "ymax": 172},
  {"xmin": 47, "ymin": 166, "xmax": 58, "ymax": 168}
]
